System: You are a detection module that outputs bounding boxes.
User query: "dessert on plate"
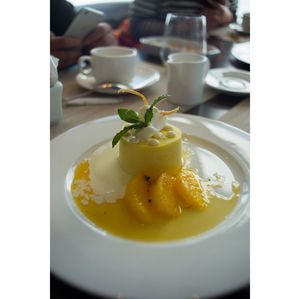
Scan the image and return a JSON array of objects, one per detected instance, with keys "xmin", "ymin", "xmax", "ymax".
[{"xmin": 71, "ymin": 90, "xmax": 240, "ymax": 241}]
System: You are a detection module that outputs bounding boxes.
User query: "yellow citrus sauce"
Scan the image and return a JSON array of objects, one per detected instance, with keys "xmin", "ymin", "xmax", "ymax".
[{"xmin": 71, "ymin": 160, "xmax": 239, "ymax": 242}]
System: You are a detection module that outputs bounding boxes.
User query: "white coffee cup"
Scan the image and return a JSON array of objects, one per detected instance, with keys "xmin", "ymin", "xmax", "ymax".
[
  {"xmin": 78, "ymin": 46, "xmax": 137, "ymax": 85},
  {"xmin": 242, "ymin": 13, "xmax": 250, "ymax": 33},
  {"xmin": 167, "ymin": 53, "xmax": 210, "ymax": 105}
]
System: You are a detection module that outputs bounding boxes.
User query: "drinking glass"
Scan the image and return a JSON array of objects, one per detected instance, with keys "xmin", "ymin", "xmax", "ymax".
[{"xmin": 160, "ymin": 13, "xmax": 207, "ymax": 65}]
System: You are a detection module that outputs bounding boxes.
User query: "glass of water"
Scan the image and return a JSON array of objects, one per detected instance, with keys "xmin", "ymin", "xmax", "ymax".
[{"xmin": 160, "ymin": 13, "xmax": 207, "ymax": 66}]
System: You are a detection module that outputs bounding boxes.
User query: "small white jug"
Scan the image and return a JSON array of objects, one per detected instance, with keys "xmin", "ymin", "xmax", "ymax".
[
  {"xmin": 50, "ymin": 81, "xmax": 63, "ymax": 126},
  {"xmin": 167, "ymin": 53, "xmax": 210, "ymax": 105}
]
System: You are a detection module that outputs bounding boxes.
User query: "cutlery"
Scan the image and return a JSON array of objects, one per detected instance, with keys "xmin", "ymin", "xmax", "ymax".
[
  {"xmin": 64, "ymin": 97, "xmax": 123, "ymax": 106},
  {"xmin": 62, "ymin": 82, "xmax": 129, "ymax": 106}
]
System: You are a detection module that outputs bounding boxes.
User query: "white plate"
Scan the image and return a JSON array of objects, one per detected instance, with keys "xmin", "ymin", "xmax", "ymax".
[
  {"xmin": 51, "ymin": 114, "xmax": 250, "ymax": 299},
  {"xmin": 231, "ymin": 42, "xmax": 250, "ymax": 65},
  {"xmin": 139, "ymin": 36, "xmax": 221, "ymax": 57},
  {"xmin": 206, "ymin": 68, "xmax": 250, "ymax": 96},
  {"xmin": 229, "ymin": 23, "xmax": 250, "ymax": 35},
  {"xmin": 76, "ymin": 64, "xmax": 160, "ymax": 92}
]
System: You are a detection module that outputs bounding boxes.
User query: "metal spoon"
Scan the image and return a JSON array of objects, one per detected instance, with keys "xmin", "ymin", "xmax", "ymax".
[{"xmin": 62, "ymin": 82, "xmax": 130, "ymax": 104}]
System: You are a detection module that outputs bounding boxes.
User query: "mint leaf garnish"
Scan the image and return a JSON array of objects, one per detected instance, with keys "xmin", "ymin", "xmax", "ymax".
[
  {"xmin": 144, "ymin": 94, "xmax": 170, "ymax": 125},
  {"xmin": 112, "ymin": 123, "xmax": 145, "ymax": 147},
  {"xmin": 118, "ymin": 109, "xmax": 141, "ymax": 123},
  {"xmin": 112, "ymin": 94, "xmax": 171, "ymax": 147}
]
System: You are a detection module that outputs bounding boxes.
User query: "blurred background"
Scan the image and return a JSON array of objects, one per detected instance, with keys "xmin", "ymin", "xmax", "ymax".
[{"xmin": 67, "ymin": 0, "xmax": 250, "ymax": 29}]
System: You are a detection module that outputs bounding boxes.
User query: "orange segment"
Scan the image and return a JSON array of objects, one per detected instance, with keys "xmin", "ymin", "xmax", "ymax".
[
  {"xmin": 151, "ymin": 172, "xmax": 181, "ymax": 217},
  {"xmin": 175, "ymin": 170, "xmax": 209, "ymax": 210},
  {"xmin": 124, "ymin": 174, "xmax": 155, "ymax": 223}
]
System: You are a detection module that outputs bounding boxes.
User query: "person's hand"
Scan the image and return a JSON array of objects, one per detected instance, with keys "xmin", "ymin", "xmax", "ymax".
[
  {"xmin": 50, "ymin": 32, "xmax": 82, "ymax": 69},
  {"xmin": 201, "ymin": 1, "xmax": 233, "ymax": 32},
  {"xmin": 83, "ymin": 23, "xmax": 118, "ymax": 53}
]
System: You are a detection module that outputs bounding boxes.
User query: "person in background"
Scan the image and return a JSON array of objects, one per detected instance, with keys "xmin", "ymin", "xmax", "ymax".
[
  {"xmin": 50, "ymin": 0, "xmax": 118, "ymax": 69},
  {"xmin": 129, "ymin": 0, "xmax": 237, "ymax": 40}
]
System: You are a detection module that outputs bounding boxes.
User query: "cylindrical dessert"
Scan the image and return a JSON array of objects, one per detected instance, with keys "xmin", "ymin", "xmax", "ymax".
[{"xmin": 119, "ymin": 125, "xmax": 182, "ymax": 178}]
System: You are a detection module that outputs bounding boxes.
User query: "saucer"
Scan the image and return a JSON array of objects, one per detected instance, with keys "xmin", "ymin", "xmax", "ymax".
[
  {"xmin": 231, "ymin": 42, "xmax": 250, "ymax": 65},
  {"xmin": 205, "ymin": 68, "xmax": 250, "ymax": 96},
  {"xmin": 76, "ymin": 64, "xmax": 160, "ymax": 94},
  {"xmin": 139, "ymin": 36, "xmax": 221, "ymax": 57},
  {"xmin": 229, "ymin": 23, "xmax": 250, "ymax": 35}
]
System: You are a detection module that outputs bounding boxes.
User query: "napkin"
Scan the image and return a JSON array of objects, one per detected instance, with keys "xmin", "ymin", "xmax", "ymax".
[{"xmin": 50, "ymin": 55, "xmax": 59, "ymax": 87}]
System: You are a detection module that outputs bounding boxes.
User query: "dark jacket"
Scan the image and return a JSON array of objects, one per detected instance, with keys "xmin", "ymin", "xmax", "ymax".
[{"xmin": 50, "ymin": 0, "xmax": 76, "ymax": 35}]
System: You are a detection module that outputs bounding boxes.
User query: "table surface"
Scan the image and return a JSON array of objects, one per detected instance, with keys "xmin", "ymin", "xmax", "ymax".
[
  {"xmin": 51, "ymin": 38, "xmax": 249, "ymax": 140},
  {"xmin": 51, "ymin": 34, "xmax": 250, "ymax": 299}
]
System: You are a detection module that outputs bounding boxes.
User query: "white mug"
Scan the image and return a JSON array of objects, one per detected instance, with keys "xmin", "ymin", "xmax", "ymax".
[
  {"xmin": 78, "ymin": 46, "xmax": 137, "ymax": 85},
  {"xmin": 167, "ymin": 53, "xmax": 210, "ymax": 105}
]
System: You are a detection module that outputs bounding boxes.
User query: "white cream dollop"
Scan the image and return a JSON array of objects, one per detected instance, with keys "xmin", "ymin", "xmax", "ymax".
[
  {"xmin": 89, "ymin": 143, "xmax": 131, "ymax": 203},
  {"xmin": 134, "ymin": 105, "xmax": 167, "ymax": 142}
]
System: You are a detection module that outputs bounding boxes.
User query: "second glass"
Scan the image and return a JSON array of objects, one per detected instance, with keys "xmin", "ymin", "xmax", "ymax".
[{"xmin": 160, "ymin": 13, "xmax": 207, "ymax": 65}]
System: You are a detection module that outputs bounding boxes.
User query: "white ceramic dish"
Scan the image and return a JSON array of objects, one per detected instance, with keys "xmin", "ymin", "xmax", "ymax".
[
  {"xmin": 206, "ymin": 68, "xmax": 250, "ymax": 96},
  {"xmin": 51, "ymin": 114, "xmax": 250, "ymax": 299},
  {"xmin": 139, "ymin": 36, "xmax": 221, "ymax": 57},
  {"xmin": 231, "ymin": 42, "xmax": 250, "ymax": 65},
  {"xmin": 229, "ymin": 23, "xmax": 250, "ymax": 35},
  {"xmin": 76, "ymin": 64, "xmax": 160, "ymax": 92}
]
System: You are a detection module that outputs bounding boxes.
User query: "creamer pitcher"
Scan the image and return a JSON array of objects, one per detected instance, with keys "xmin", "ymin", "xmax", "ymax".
[{"xmin": 167, "ymin": 53, "xmax": 210, "ymax": 105}]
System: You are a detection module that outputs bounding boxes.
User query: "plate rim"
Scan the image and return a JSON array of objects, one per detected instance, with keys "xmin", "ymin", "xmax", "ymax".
[
  {"xmin": 231, "ymin": 42, "xmax": 250, "ymax": 65},
  {"xmin": 229, "ymin": 23, "xmax": 250, "ymax": 34},
  {"xmin": 51, "ymin": 113, "xmax": 249, "ymax": 143},
  {"xmin": 51, "ymin": 113, "xmax": 250, "ymax": 299}
]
